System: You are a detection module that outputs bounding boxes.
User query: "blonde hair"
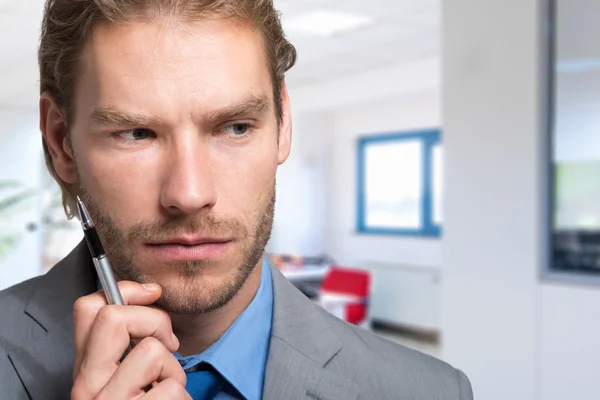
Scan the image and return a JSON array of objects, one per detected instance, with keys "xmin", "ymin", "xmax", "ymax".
[{"xmin": 39, "ymin": 0, "xmax": 297, "ymax": 218}]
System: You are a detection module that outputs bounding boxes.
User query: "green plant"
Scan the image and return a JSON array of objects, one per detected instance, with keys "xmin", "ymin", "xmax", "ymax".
[{"xmin": 0, "ymin": 180, "xmax": 36, "ymax": 259}]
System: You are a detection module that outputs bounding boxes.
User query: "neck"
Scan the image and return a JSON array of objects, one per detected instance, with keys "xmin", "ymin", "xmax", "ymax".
[{"xmin": 170, "ymin": 259, "xmax": 264, "ymax": 356}]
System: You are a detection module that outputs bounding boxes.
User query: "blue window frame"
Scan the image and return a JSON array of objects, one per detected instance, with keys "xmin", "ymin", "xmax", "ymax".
[{"xmin": 357, "ymin": 128, "xmax": 442, "ymax": 237}]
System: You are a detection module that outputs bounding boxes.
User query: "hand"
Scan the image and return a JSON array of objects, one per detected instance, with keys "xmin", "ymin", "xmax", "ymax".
[{"xmin": 71, "ymin": 281, "xmax": 191, "ymax": 400}]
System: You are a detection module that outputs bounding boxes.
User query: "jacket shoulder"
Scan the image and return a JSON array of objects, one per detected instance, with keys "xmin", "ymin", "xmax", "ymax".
[
  {"xmin": 320, "ymin": 309, "xmax": 473, "ymax": 399},
  {"xmin": 0, "ymin": 273, "xmax": 43, "ymax": 306},
  {"xmin": 0, "ymin": 275, "xmax": 44, "ymax": 344}
]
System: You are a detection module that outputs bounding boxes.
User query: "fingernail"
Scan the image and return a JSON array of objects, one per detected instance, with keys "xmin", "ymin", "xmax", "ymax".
[
  {"xmin": 172, "ymin": 332, "xmax": 179, "ymax": 346},
  {"xmin": 141, "ymin": 283, "xmax": 159, "ymax": 292}
]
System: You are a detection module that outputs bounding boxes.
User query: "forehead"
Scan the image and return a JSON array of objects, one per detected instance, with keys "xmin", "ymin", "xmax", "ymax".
[{"xmin": 75, "ymin": 18, "xmax": 273, "ymax": 120}]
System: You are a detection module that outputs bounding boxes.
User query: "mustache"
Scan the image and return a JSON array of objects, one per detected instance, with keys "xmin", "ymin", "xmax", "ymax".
[{"xmin": 125, "ymin": 214, "xmax": 247, "ymax": 243}]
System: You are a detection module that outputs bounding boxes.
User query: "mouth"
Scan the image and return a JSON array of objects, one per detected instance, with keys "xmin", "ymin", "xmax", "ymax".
[{"xmin": 145, "ymin": 236, "xmax": 233, "ymax": 261}]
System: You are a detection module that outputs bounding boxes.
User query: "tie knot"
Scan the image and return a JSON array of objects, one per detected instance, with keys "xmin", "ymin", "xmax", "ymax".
[{"xmin": 185, "ymin": 363, "xmax": 224, "ymax": 400}]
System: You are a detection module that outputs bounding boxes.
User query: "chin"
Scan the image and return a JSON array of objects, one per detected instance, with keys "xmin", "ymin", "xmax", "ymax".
[
  {"xmin": 118, "ymin": 248, "xmax": 258, "ymax": 314},
  {"xmin": 146, "ymin": 262, "xmax": 249, "ymax": 315},
  {"xmin": 155, "ymin": 279, "xmax": 238, "ymax": 315}
]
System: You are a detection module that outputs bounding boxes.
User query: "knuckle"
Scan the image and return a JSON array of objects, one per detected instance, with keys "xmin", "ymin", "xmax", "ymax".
[
  {"xmin": 73, "ymin": 296, "xmax": 94, "ymax": 318},
  {"xmin": 173, "ymin": 361, "xmax": 187, "ymax": 384},
  {"xmin": 160, "ymin": 378, "xmax": 188, "ymax": 398},
  {"xmin": 138, "ymin": 336, "xmax": 165, "ymax": 359},
  {"xmin": 157, "ymin": 309, "xmax": 172, "ymax": 329},
  {"xmin": 95, "ymin": 305, "xmax": 122, "ymax": 326},
  {"xmin": 70, "ymin": 379, "xmax": 87, "ymax": 400},
  {"xmin": 118, "ymin": 280, "xmax": 137, "ymax": 289}
]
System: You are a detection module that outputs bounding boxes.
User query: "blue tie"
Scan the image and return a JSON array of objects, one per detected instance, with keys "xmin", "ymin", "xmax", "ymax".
[{"xmin": 185, "ymin": 364, "xmax": 224, "ymax": 400}]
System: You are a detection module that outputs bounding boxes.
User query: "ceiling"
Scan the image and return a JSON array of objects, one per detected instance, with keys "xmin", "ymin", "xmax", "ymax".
[
  {"xmin": 0, "ymin": 0, "xmax": 440, "ymax": 110},
  {"xmin": 275, "ymin": 0, "xmax": 440, "ymax": 86},
  {"xmin": 0, "ymin": 1, "xmax": 45, "ymax": 110}
]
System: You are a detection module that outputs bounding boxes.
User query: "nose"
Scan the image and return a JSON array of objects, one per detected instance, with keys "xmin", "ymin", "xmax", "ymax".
[{"xmin": 160, "ymin": 136, "xmax": 217, "ymax": 217}]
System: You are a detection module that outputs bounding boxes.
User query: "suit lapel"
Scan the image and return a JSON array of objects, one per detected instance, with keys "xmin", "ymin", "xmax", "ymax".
[
  {"xmin": 263, "ymin": 265, "xmax": 360, "ymax": 400},
  {"xmin": 7, "ymin": 240, "xmax": 96, "ymax": 400}
]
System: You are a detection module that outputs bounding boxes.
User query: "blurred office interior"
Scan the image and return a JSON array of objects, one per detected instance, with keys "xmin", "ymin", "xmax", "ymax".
[{"xmin": 1, "ymin": 0, "xmax": 600, "ymax": 399}]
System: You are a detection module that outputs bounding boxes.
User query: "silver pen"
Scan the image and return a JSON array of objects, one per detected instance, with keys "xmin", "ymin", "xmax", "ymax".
[{"xmin": 76, "ymin": 196, "xmax": 125, "ymax": 306}]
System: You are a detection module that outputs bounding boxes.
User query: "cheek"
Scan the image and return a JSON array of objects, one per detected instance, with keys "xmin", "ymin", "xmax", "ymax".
[
  {"xmin": 216, "ymin": 142, "xmax": 277, "ymax": 216},
  {"xmin": 84, "ymin": 156, "xmax": 151, "ymax": 193},
  {"xmin": 74, "ymin": 140, "xmax": 160, "ymax": 224}
]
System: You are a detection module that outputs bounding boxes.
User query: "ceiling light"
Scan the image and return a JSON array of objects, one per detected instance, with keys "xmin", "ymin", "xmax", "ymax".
[{"xmin": 282, "ymin": 10, "xmax": 375, "ymax": 37}]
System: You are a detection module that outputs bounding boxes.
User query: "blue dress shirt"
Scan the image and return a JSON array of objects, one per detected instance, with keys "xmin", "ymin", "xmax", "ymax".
[{"xmin": 174, "ymin": 258, "xmax": 274, "ymax": 400}]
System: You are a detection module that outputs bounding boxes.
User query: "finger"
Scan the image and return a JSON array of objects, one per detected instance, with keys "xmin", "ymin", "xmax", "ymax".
[
  {"xmin": 74, "ymin": 281, "xmax": 162, "ymax": 355},
  {"xmin": 141, "ymin": 378, "xmax": 192, "ymax": 400},
  {"xmin": 73, "ymin": 281, "xmax": 162, "ymax": 375},
  {"xmin": 80, "ymin": 303, "xmax": 179, "ymax": 372},
  {"xmin": 97, "ymin": 337, "xmax": 186, "ymax": 400},
  {"xmin": 75, "ymin": 305, "xmax": 179, "ymax": 398}
]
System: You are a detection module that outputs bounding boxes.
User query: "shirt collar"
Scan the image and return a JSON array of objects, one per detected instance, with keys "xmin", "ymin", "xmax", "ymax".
[{"xmin": 175, "ymin": 258, "xmax": 274, "ymax": 399}]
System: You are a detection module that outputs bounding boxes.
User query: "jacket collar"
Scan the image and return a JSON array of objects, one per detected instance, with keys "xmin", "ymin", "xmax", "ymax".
[{"xmin": 264, "ymin": 262, "xmax": 360, "ymax": 400}]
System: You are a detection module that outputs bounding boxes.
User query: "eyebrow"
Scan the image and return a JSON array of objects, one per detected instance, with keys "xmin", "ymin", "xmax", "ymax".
[
  {"xmin": 90, "ymin": 107, "xmax": 161, "ymax": 127},
  {"xmin": 203, "ymin": 94, "xmax": 272, "ymax": 125},
  {"xmin": 89, "ymin": 94, "xmax": 272, "ymax": 129}
]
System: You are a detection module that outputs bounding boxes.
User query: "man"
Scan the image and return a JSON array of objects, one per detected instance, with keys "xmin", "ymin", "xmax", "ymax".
[{"xmin": 0, "ymin": 1, "xmax": 473, "ymax": 399}]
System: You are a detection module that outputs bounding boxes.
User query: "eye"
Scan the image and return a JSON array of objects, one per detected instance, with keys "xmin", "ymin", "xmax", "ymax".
[
  {"xmin": 224, "ymin": 123, "xmax": 250, "ymax": 136},
  {"xmin": 118, "ymin": 128, "xmax": 154, "ymax": 141}
]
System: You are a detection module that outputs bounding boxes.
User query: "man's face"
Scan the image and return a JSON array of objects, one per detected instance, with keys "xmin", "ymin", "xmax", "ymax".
[{"xmin": 47, "ymin": 18, "xmax": 291, "ymax": 314}]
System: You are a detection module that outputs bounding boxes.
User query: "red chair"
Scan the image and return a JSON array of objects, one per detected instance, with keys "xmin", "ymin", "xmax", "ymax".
[{"xmin": 319, "ymin": 266, "xmax": 371, "ymax": 327}]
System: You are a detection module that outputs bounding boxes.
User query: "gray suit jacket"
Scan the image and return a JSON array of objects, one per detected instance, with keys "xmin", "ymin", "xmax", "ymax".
[{"xmin": 0, "ymin": 241, "xmax": 473, "ymax": 399}]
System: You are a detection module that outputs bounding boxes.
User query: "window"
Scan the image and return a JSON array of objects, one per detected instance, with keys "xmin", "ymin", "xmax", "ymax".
[
  {"xmin": 546, "ymin": 0, "xmax": 600, "ymax": 282},
  {"xmin": 357, "ymin": 129, "xmax": 442, "ymax": 237}
]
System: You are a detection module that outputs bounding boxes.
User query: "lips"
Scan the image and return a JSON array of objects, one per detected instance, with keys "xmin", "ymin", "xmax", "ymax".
[
  {"xmin": 144, "ymin": 237, "xmax": 233, "ymax": 261},
  {"xmin": 147, "ymin": 236, "xmax": 232, "ymax": 246}
]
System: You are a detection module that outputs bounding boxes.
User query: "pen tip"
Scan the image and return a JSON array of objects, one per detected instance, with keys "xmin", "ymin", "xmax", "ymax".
[{"xmin": 76, "ymin": 196, "xmax": 93, "ymax": 228}]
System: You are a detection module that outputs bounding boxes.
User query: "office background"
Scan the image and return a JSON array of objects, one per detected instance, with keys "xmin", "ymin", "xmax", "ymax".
[{"xmin": 1, "ymin": 0, "xmax": 600, "ymax": 399}]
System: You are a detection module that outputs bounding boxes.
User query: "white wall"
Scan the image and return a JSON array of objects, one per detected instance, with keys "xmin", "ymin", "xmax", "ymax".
[
  {"xmin": 290, "ymin": 56, "xmax": 441, "ymax": 114},
  {"xmin": 443, "ymin": 0, "xmax": 600, "ymax": 399},
  {"xmin": 0, "ymin": 108, "xmax": 45, "ymax": 290},
  {"xmin": 327, "ymin": 91, "xmax": 441, "ymax": 268},
  {"xmin": 541, "ymin": 284, "xmax": 600, "ymax": 400},
  {"xmin": 269, "ymin": 111, "xmax": 333, "ymax": 257},
  {"xmin": 442, "ymin": 0, "xmax": 542, "ymax": 398}
]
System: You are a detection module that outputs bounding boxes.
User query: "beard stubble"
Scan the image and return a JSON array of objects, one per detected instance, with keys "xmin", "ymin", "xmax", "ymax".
[{"xmin": 78, "ymin": 184, "xmax": 275, "ymax": 315}]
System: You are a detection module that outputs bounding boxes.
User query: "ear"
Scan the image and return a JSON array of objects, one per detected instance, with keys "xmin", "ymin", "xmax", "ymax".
[
  {"xmin": 40, "ymin": 93, "xmax": 78, "ymax": 184},
  {"xmin": 277, "ymin": 81, "xmax": 292, "ymax": 165}
]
